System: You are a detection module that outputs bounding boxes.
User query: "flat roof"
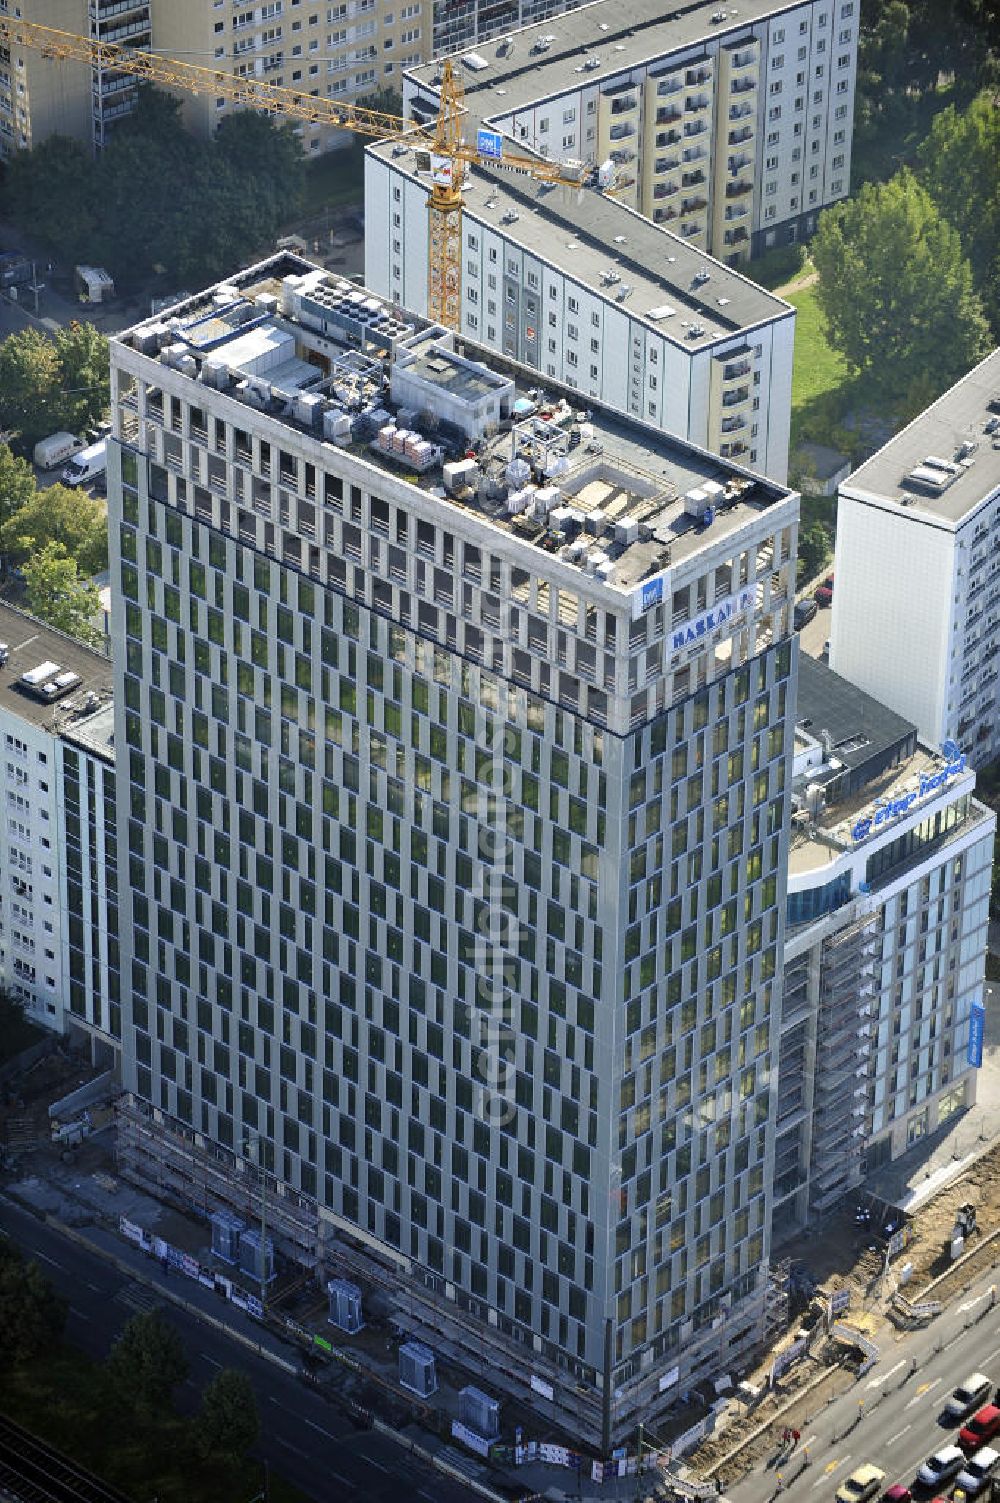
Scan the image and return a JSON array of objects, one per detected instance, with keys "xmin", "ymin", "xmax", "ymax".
[
  {"xmin": 369, "ymin": 140, "xmax": 791, "ymax": 343},
  {"xmin": 409, "ymin": 0, "xmax": 806, "ymax": 115},
  {"xmin": 788, "ymin": 741, "xmax": 984, "ymax": 878},
  {"xmin": 796, "ymin": 655, "xmax": 915, "ymax": 778},
  {"xmin": 114, "ymin": 254, "xmax": 792, "ymax": 595},
  {"xmin": 842, "ymin": 349, "xmax": 1000, "ymax": 526},
  {"xmin": 0, "ymin": 602, "xmax": 114, "ymax": 744}
]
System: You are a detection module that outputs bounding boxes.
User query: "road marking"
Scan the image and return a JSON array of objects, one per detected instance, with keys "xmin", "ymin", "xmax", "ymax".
[
  {"xmin": 815, "ymin": 1458, "xmax": 849, "ymax": 1490},
  {"xmin": 69, "ymin": 1306, "xmax": 92, "ymax": 1322},
  {"xmin": 302, "ymin": 1417, "xmax": 339, "ymax": 1441},
  {"xmin": 365, "ymin": 1459, "xmax": 391, "ymax": 1475},
  {"xmin": 985, "ymin": 1345, "xmax": 1000, "ymax": 1366},
  {"xmin": 329, "ymin": 1473, "xmax": 354, "ymax": 1490},
  {"xmin": 906, "ymin": 1377, "xmax": 940, "ymax": 1409},
  {"xmin": 200, "ymin": 1353, "xmax": 222, "ymax": 1368},
  {"xmin": 802, "ymin": 1435, "xmax": 818, "ymax": 1450},
  {"xmin": 959, "ymin": 1293, "xmax": 987, "ymax": 1311},
  {"xmin": 866, "ymin": 1359, "xmax": 906, "ymax": 1389},
  {"xmin": 887, "ymin": 1425, "xmax": 911, "ymax": 1446},
  {"xmin": 276, "ymin": 1436, "xmax": 308, "ymax": 1458},
  {"xmin": 34, "ymin": 1251, "xmax": 66, "ymax": 1271}
]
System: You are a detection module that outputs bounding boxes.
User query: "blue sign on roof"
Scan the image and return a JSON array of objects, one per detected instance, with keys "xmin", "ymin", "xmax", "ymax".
[{"xmin": 477, "ymin": 128, "xmax": 504, "ymax": 161}]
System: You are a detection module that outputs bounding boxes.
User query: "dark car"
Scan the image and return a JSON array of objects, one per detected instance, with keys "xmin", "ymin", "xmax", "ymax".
[{"xmin": 794, "ymin": 598, "xmax": 818, "ymax": 630}]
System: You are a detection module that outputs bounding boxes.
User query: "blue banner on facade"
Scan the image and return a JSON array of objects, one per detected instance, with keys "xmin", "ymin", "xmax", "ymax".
[{"xmin": 968, "ymin": 1000, "xmax": 986, "ymax": 1068}]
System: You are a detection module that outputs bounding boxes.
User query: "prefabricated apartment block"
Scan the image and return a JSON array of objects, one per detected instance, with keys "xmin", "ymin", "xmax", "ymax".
[
  {"xmin": 365, "ymin": 142, "xmax": 795, "ymax": 479},
  {"xmin": 831, "ymin": 350, "xmax": 1000, "ymax": 768},
  {"xmin": 403, "ymin": 0, "xmax": 858, "ymax": 264}
]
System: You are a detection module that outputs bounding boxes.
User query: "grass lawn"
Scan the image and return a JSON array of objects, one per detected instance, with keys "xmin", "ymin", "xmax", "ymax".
[
  {"xmin": 786, "ymin": 282, "xmax": 849, "ymax": 419},
  {"xmin": 0, "ymin": 1347, "xmax": 306, "ymax": 1503},
  {"xmin": 301, "ymin": 141, "xmax": 366, "ymax": 217}
]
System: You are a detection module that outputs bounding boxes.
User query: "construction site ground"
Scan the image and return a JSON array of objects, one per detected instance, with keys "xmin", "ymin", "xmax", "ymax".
[{"xmin": 692, "ymin": 1132, "xmax": 1000, "ymax": 1484}]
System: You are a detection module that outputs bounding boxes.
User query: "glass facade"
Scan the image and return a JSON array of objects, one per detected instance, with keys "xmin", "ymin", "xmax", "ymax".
[{"xmin": 109, "ymin": 283, "xmax": 799, "ymax": 1445}]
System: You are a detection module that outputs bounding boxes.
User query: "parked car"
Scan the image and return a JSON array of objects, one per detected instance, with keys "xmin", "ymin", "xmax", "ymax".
[
  {"xmin": 61, "ymin": 439, "xmax": 107, "ymax": 490},
  {"xmin": 960, "ymin": 1405, "xmax": 1000, "ymax": 1453},
  {"xmin": 794, "ymin": 598, "xmax": 818, "ymax": 630},
  {"xmin": 956, "ymin": 1446, "xmax": 1000, "ymax": 1497},
  {"xmin": 881, "ymin": 1486, "xmax": 911, "ymax": 1503},
  {"xmin": 944, "ymin": 1374, "xmax": 992, "ymax": 1423},
  {"xmin": 916, "ymin": 1444, "xmax": 966, "ymax": 1488},
  {"xmin": 836, "ymin": 1464, "xmax": 885, "ymax": 1503}
]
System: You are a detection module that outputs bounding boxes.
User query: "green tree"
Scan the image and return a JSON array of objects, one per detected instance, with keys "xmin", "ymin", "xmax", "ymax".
[
  {"xmin": 215, "ymin": 111, "xmax": 305, "ymax": 222},
  {"xmin": 811, "ymin": 171, "xmax": 991, "ymax": 399},
  {"xmin": 0, "ymin": 443, "xmax": 38, "ymax": 542},
  {"xmin": 2, "ymin": 136, "xmax": 99, "ymax": 266},
  {"xmin": 53, "ymin": 322, "xmax": 111, "ymax": 437},
  {"xmin": 0, "ymin": 1237, "xmax": 67, "ymax": 1365},
  {"xmin": 796, "ymin": 518, "xmax": 831, "ymax": 584},
  {"xmin": 0, "ymin": 329, "xmax": 63, "ymax": 451},
  {"xmin": 22, "ymin": 543, "xmax": 104, "ymax": 648},
  {"xmin": 104, "ymin": 1309, "xmax": 189, "ymax": 1411},
  {"xmin": 919, "ymin": 91, "xmax": 1000, "ymax": 331},
  {"xmin": 194, "ymin": 1368, "xmax": 260, "ymax": 1461},
  {"xmin": 3, "ymin": 484, "xmax": 108, "ymax": 576}
]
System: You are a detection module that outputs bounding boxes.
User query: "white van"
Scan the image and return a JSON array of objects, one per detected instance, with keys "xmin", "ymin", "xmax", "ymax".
[
  {"xmin": 34, "ymin": 431, "xmax": 84, "ymax": 471},
  {"xmin": 61, "ymin": 439, "xmax": 107, "ymax": 489}
]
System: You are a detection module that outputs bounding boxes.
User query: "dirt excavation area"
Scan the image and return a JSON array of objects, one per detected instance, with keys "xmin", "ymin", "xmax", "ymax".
[{"xmin": 690, "ymin": 1144, "xmax": 1000, "ymax": 1482}]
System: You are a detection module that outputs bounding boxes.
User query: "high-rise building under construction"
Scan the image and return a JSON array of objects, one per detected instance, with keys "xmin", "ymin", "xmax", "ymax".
[{"xmin": 109, "ymin": 253, "xmax": 799, "ymax": 1448}]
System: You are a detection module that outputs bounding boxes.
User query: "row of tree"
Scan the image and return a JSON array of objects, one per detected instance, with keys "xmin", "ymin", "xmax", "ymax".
[
  {"xmin": 1, "ymin": 1235, "xmax": 259, "ymax": 1463},
  {"xmin": 809, "ymin": 84, "xmax": 999, "ymax": 409},
  {"xmin": 857, "ymin": 0, "xmax": 999, "ymax": 129},
  {"xmin": 3, "ymin": 90, "xmax": 306, "ymax": 294},
  {"xmin": 0, "ymin": 444, "xmax": 107, "ymax": 646},
  {"xmin": 0, "ymin": 322, "xmax": 109, "ymax": 453}
]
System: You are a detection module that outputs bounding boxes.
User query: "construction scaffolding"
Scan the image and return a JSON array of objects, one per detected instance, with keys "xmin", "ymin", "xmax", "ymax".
[
  {"xmin": 808, "ymin": 913, "xmax": 881, "ymax": 1215},
  {"xmin": 763, "ymin": 1259, "xmax": 790, "ymax": 1347},
  {"xmin": 115, "ymin": 1095, "xmax": 606, "ymax": 1442}
]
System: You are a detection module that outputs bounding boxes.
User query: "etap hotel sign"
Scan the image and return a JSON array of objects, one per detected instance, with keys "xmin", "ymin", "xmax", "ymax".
[
  {"xmin": 637, "ymin": 582, "xmax": 755, "ymax": 638},
  {"xmin": 850, "ymin": 740, "xmax": 968, "ymax": 844}
]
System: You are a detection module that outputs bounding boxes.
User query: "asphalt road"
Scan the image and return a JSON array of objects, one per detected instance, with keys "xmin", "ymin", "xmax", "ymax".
[
  {"xmin": 0, "ymin": 1196, "xmax": 479, "ymax": 1503},
  {"xmin": 726, "ymin": 1265, "xmax": 1000, "ymax": 1503}
]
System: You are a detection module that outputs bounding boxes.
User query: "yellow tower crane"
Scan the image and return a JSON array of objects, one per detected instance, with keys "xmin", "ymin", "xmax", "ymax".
[{"xmin": 0, "ymin": 18, "xmax": 585, "ymax": 329}]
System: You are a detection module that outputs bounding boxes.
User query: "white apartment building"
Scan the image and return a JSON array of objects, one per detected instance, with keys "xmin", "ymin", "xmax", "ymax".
[
  {"xmin": 108, "ymin": 251, "xmax": 800, "ymax": 1450},
  {"xmin": 0, "ymin": 604, "xmax": 117, "ymax": 1053},
  {"xmin": 366, "ymin": 146, "xmax": 796, "ymax": 479},
  {"xmin": 831, "ymin": 350, "xmax": 1000, "ymax": 768},
  {"xmin": 774, "ymin": 657, "xmax": 994, "ymax": 1235},
  {"xmin": 404, "ymin": 0, "xmax": 858, "ymax": 264}
]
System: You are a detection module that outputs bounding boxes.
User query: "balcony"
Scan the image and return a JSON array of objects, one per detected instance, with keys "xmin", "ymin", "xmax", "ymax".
[
  {"xmin": 91, "ymin": 0, "xmax": 148, "ymax": 19},
  {"xmin": 656, "ymin": 106, "xmax": 683, "ymax": 125},
  {"xmin": 728, "ymin": 125, "xmax": 754, "ymax": 146},
  {"xmin": 726, "ymin": 179, "xmax": 753, "ymax": 198}
]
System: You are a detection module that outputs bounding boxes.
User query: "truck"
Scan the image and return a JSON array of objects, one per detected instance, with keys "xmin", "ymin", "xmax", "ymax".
[
  {"xmin": 0, "ymin": 252, "xmax": 32, "ymax": 289},
  {"xmin": 34, "ymin": 431, "xmax": 84, "ymax": 470},
  {"xmin": 61, "ymin": 439, "xmax": 107, "ymax": 489}
]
